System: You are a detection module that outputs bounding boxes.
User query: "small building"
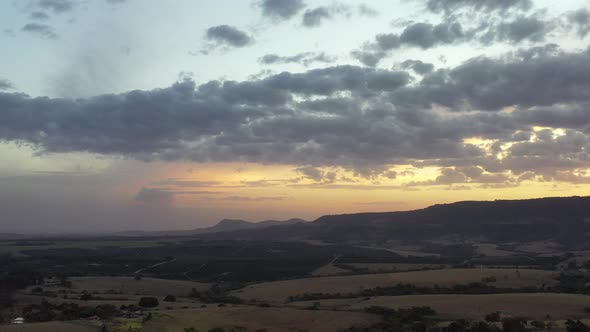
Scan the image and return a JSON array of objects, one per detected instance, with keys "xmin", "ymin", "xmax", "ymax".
[{"xmin": 12, "ymin": 317, "xmax": 25, "ymax": 324}]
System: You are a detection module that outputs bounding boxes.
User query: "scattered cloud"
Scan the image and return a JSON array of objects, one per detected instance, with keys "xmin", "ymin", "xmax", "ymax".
[
  {"xmin": 30, "ymin": 11, "xmax": 50, "ymax": 20},
  {"xmin": 0, "ymin": 79, "xmax": 13, "ymax": 90},
  {"xmin": 257, "ymin": 0, "xmax": 306, "ymax": 21},
  {"xmin": 425, "ymin": 0, "xmax": 532, "ymax": 14},
  {"xmin": 358, "ymin": 4, "xmax": 378, "ymax": 17},
  {"xmin": 37, "ymin": 0, "xmax": 74, "ymax": 14},
  {"xmin": 259, "ymin": 52, "xmax": 336, "ymax": 66},
  {"xmin": 302, "ymin": 7, "xmax": 332, "ymax": 27},
  {"xmin": 568, "ymin": 8, "xmax": 590, "ymax": 38},
  {"xmin": 21, "ymin": 23, "xmax": 58, "ymax": 39},
  {"xmin": 204, "ymin": 25, "xmax": 253, "ymax": 51},
  {"xmin": 400, "ymin": 60, "xmax": 435, "ymax": 75}
]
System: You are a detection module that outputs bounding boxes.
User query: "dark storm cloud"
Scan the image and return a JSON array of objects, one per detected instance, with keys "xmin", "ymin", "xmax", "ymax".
[
  {"xmin": 259, "ymin": 52, "xmax": 336, "ymax": 66},
  {"xmin": 0, "ymin": 79, "xmax": 13, "ymax": 90},
  {"xmin": 3, "ymin": 48, "xmax": 590, "ymax": 182},
  {"xmin": 258, "ymin": 0, "xmax": 306, "ymax": 20},
  {"xmin": 426, "ymin": 0, "xmax": 532, "ymax": 14},
  {"xmin": 21, "ymin": 23, "xmax": 57, "ymax": 39},
  {"xmin": 205, "ymin": 25, "xmax": 252, "ymax": 48},
  {"xmin": 37, "ymin": 0, "xmax": 74, "ymax": 14}
]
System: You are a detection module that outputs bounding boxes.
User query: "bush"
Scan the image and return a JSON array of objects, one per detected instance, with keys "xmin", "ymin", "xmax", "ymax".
[
  {"xmin": 502, "ymin": 317, "xmax": 528, "ymax": 332},
  {"xmin": 31, "ymin": 287, "xmax": 44, "ymax": 294},
  {"xmin": 531, "ymin": 321, "xmax": 546, "ymax": 330},
  {"xmin": 566, "ymin": 320, "xmax": 590, "ymax": 332},
  {"xmin": 485, "ymin": 311, "xmax": 501, "ymax": 322},
  {"xmin": 138, "ymin": 297, "xmax": 159, "ymax": 308},
  {"xmin": 163, "ymin": 295, "xmax": 176, "ymax": 302}
]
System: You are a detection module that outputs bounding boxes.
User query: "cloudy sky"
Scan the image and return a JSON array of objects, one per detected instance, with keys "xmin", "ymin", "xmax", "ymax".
[{"xmin": 2, "ymin": 0, "xmax": 590, "ymax": 233}]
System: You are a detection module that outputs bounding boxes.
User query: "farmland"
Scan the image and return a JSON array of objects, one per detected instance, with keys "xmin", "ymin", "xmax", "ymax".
[
  {"xmin": 234, "ymin": 268, "xmax": 559, "ymax": 303},
  {"xmin": 140, "ymin": 306, "xmax": 379, "ymax": 332},
  {"xmin": 2, "ymin": 320, "xmax": 101, "ymax": 331},
  {"xmin": 68, "ymin": 276, "xmax": 209, "ymax": 297},
  {"xmin": 290, "ymin": 293, "xmax": 590, "ymax": 320}
]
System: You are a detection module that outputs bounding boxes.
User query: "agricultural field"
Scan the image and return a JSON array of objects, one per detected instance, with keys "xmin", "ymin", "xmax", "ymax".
[
  {"xmin": 311, "ymin": 262, "xmax": 351, "ymax": 276},
  {"xmin": 290, "ymin": 293, "xmax": 590, "ymax": 320},
  {"xmin": 140, "ymin": 306, "xmax": 379, "ymax": 332},
  {"xmin": 344, "ymin": 263, "xmax": 450, "ymax": 273},
  {"xmin": 68, "ymin": 276, "xmax": 209, "ymax": 297},
  {"xmin": 234, "ymin": 268, "xmax": 559, "ymax": 303},
  {"xmin": 2, "ymin": 320, "xmax": 101, "ymax": 331}
]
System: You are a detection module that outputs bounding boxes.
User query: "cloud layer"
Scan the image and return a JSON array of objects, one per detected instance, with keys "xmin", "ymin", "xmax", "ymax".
[{"xmin": 3, "ymin": 46, "xmax": 590, "ymax": 186}]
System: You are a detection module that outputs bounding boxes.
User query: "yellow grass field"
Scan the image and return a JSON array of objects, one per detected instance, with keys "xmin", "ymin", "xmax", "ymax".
[
  {"xmin": 141, "ymin": 306, "xmax": 379, "ymax": 332},
  {"xmin": 234, "ymin": 268, "xmax": 558, "ymax": 303},
  {"xmin": 69, "ymin": 276, "xmax": 209, "ymax": 296},
  {"xmin": 347, "ymin": 263, "xmax": 449, "ymax": 272},
  {"xmin": 311, "ymin": 263, "xmax": 351, "ymax": 276},
  {"xmin": 291, "ymin": 293, "xmax": 590, "ymax": 320},
  {"xmin": 2, "ymin": 321, "xmax": 101, "ymax": 332}
]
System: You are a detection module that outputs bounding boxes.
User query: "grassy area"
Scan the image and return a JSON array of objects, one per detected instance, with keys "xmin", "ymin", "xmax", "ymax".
[
  {"xmin": 234, "ymin": 268, "xmax": 559, "ymax": 303},
  {"xmin": 290, "ymin": 293, "xmax": 590, "ymax": 320},
  {"xmin": 141, "ymin": 306, "xmax": 378, "ymax": 332},
  {"xmin": 69, "ymin": 276, "xmax": 209, "ymax": 296},
  {"xmin": 1, "ymin": 321, "xmax": 101, "ymax": 332}
]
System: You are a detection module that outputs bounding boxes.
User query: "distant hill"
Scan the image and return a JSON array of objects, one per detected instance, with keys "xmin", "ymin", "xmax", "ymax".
[
  {"xmin": 0, "ymin": 233, "xmax": 27, "ymax": 241},
  {"xmin": 193, "ymin": 196, "xmax": 590, "ymax": 249},
  {"xmin": 114, "ymin": 218, "xmax": 306, "ymax": 237}
]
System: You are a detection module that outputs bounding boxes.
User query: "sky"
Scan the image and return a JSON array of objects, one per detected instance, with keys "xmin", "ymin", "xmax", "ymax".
[{"xmin": 1, "ymin": 0, "xmax": 590, "ymax": 234}]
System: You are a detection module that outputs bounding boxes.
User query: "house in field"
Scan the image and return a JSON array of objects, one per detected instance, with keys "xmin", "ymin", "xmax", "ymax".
[{"xmin": 12, "ymin": 317, "xmax": 25, "ymax": 324}]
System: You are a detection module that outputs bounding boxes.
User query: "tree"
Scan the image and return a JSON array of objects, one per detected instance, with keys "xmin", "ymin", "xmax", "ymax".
[
  {"xmin": 502, "ymin": 317, "xmax": 528, "ymax": 332},
  {"xmin": 531, "ymin": 321, "xmax": 546, "ymax": 331},
  {"xmin": 566, "ymin": 320, "xmax": 590, "ymax": 332},
  {"xmin": 485, "ymin": 312, "xmax": 501, "ymax": 322},
  {"xmin": 138, "ymin": 297, "xmax": 159, "ymax": 308}
]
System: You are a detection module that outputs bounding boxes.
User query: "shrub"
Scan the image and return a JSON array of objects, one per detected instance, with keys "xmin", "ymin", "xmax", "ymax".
[
  {"xmin": 502, "ymin": 317, "xmax": 528, "ymax": 332},
  {"xmin": 138, "ymin": 297, "xmax": 159, "ymax": 308},
  {"xmin": 485, "ymin": 311, "xmax": 501, "ymax": 322},
  {"xmin": 163, "ymin": 295, "xmax": 176, "ymax": 302},
  {"xmin": 566, "ymin": 320, "xmax": 590, "ymax": 332}
]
